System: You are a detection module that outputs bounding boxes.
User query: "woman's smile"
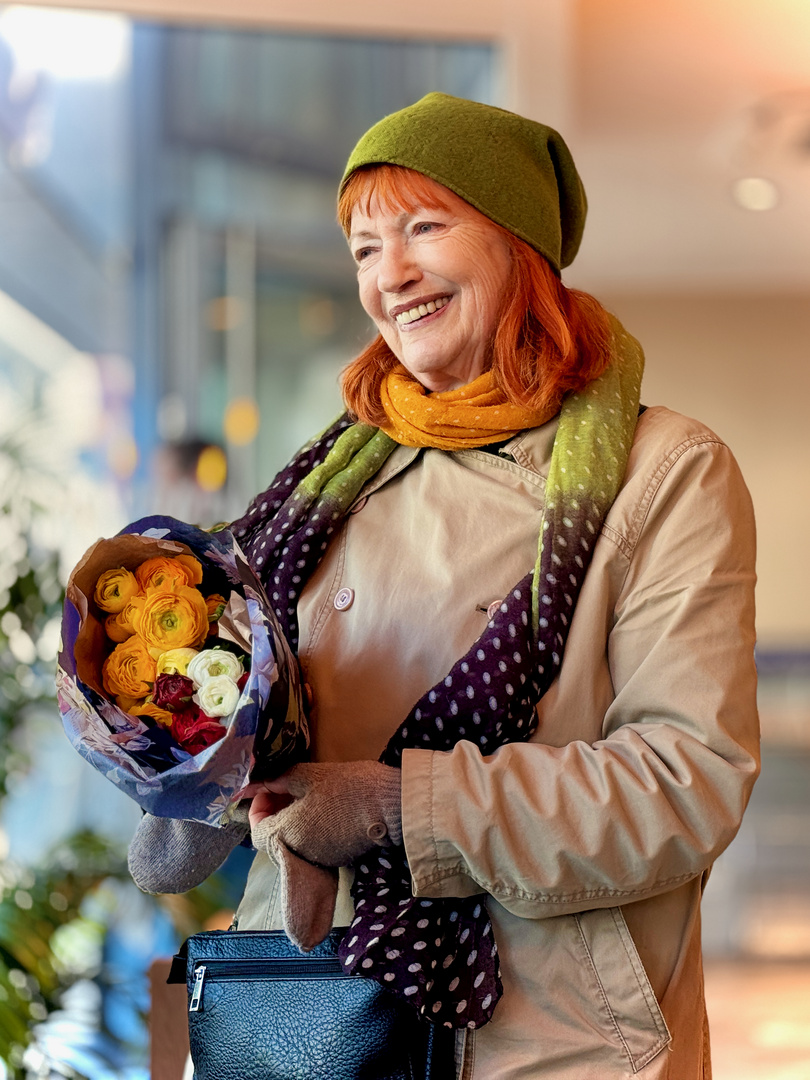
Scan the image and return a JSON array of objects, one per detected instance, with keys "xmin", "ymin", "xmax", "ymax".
[
  {"xmin": 350, "ymin": 180, "xmax": 512, "ymax": 393},
  {"xmin": 392, "ymin": 295, "xmax": 451, "ymax": 327}
]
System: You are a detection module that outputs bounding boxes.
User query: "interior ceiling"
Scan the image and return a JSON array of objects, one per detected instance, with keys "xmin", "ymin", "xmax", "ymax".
[
  {"xmin": 17, "ymin": 0, "xmax": 810, "ymax": 294},
  {"xmin": 565, "ymin": 0, "xmax": 810, "ymax": 292}
]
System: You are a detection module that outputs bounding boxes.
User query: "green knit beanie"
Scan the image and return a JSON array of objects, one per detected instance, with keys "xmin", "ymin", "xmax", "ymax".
[{"xmin": 340, "ymin": 92, "xmax": 587, "ymax": 272}]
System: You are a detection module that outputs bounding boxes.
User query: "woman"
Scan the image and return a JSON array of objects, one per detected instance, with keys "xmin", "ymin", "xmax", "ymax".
[{"xmin": 130, "ymin": 93, "xmax": 759, "ymax": 1078}]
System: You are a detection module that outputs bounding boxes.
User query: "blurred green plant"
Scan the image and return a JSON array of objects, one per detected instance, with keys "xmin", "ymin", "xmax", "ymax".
[
  {"xmin": 0, "ymin": 426, "xmax": 66, "ymax": 804},
  {"xmin": 0, "ymin": 419, "xmax": 238, "ymax": 1078},
  {"xmin": 0, "ymin": 831, "xmax": 228, "ymax": 1078},
  {"xmin": 0, "ymin": 421, "xmax": 116, "ymax": 1078},
  {"xmin": 0, "ymin": 832, "xmax": 125, "ymax": 1077}
]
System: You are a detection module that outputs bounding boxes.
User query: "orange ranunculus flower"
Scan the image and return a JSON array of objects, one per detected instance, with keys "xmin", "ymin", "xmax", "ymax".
[
  {"xmin": 105, "ymin": 597, "xmax": 139, "ymax": 643},
  {"xmin": 135, "ymin": 555, "xmax": 203, "ymax": 593},
  {"xmin": 206, "ymin": 594, "xmax": 226, "ymax": 622},
  {"xmin": 129, "ymin": 585, "xmax": 209, "ymax": 653},
  {"xmin": 130, "ymin": 700, "xmax": 174, "ymax": 727},
  {"xmin": 175, "ymin": 554, "xmax": 203, "ymax": 586},
  {"xmin": 106, "ymin": 613, "xmax": 131, "ymax": 644},
  {"xmin": 94, "ymin": 567, "xmax": 141, "ymax": 614},
  {"xmin": 102, "ymin": 636, "xmax": 157, "ymax": 699},
  {"xmin": 115, "ymin": 693, "xmax": 146, "ymax": 713}
]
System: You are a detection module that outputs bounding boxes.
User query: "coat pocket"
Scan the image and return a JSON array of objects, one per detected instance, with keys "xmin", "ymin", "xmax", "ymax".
[{"xmin": 574, "ymin": 907, "xmax": 671, "ymax": 1074}]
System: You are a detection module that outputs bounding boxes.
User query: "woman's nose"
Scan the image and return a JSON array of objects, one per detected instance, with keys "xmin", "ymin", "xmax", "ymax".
[{"xmin": 376, "ymin": 242, "xmax": 422, "ymax": 294}]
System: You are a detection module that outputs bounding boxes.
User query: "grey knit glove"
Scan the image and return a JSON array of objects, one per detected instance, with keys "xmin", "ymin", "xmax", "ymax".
[
  {"xmin": 251, "ymin": 761, "xmax": 402, "ymax": 869},
  {"xmin": 127, "ymin": 805, "xmax": 250, "ymax": 895}
]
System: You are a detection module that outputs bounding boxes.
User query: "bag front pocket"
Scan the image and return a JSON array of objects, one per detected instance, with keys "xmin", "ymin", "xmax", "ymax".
[{"xmin": 181, "ymin": 929, "xmax": 425, "ymax": 1080}]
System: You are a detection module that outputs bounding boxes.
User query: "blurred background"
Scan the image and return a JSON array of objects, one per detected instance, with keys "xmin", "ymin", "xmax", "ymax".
[{"xmin": 0, "ymin": 0, "xmax": 808, "ymax": 1076}]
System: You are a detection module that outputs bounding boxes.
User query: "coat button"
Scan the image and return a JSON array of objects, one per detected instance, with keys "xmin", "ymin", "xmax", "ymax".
[
  {"xmin": 486, "ymin": 600, "xmax": 503, "ymax": 621},
  {"xmin": 367, "ymin": 821, "xmax": 388, "ymax": 842},
  {"xmin": 334, "ymin": 587, "xmax": 355, "ymax": 611}
]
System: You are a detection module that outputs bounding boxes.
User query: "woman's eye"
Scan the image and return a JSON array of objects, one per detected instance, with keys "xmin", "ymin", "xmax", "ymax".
[
  {"xmin": 416, "ymin": 222, "xmax": 436, "ymax": 235},
  {"xmin": 354, "ymin": 247, "xmax": 374, "ymax": 262}
]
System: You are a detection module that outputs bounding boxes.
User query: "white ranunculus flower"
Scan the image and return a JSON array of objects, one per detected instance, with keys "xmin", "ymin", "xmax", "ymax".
[
  {"xmin": 187, "ymin": 647, "xmax": 244, "ymax": 688},
  {"xmin": 194, "ymin": 674, "xmax": 241, "ymax": 717}
]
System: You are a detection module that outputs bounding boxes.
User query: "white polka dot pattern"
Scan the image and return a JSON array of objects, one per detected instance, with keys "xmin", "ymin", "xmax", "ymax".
[{"xmin": 228, "ymin": 320, "xmax": 644, "ymax": 1029}]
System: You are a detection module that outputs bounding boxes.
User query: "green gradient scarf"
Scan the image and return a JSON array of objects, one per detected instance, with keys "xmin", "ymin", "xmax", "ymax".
[{"xmin": 232, "ymin": 315, "xmax": 644, "ymax": 1028}]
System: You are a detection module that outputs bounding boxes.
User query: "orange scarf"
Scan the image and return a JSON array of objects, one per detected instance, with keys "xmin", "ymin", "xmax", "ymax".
[{"xmin": 378, "ymin": 366, "xmax": 557, "ymax": 450}]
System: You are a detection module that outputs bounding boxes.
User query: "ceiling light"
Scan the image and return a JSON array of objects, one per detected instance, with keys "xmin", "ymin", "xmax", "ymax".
[{"xmin": 731, "ymin": 177, "xmax": 780, "ymax": 211}]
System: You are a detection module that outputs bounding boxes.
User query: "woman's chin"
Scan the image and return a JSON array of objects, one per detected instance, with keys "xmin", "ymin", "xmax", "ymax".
[{"xmin": 399, "ymin": 359, "xmax": 485, "ymax": 394}]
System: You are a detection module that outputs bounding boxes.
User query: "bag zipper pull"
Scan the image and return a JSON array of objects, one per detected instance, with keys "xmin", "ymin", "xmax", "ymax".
[{"xmin": 189, "ymin": 965, "xmax": 206, "ymax": 1012}]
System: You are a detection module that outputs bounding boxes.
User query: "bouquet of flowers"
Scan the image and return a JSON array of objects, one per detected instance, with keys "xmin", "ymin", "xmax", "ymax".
[{"xmin": 57, "ymin": 516, "xmax": 307, "ymax": 827}]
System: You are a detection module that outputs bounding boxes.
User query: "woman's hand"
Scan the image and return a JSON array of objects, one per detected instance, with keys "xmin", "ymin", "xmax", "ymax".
[
  {"xmin": 242, "ymin": 785, "xmax": 294, "ymax": 832},
  {"xmin": 249, "ymin": 761, "xmax": 402, "ymax": 868}
]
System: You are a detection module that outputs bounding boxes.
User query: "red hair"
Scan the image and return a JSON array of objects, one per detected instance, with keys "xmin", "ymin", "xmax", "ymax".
[{"xmin": 338, "ymin": 165, "xmax": 613, "ymax": 426}]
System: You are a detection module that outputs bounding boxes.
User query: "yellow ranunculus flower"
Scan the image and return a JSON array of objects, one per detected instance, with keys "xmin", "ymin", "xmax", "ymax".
[
  {"xmin": 130, "ymin": 585, "xmax": 209, "ymax": 652},
  {"xmin": 102, "ymin": 636, "xmax": 157, "ymax": 699},
  {"xmin": 135, "ymin": 555, "xmax": 204, "ymax": 593},
  {"xmin": 94, "ymin": 567, "xmax": 141, "ymax": 614},
  {"xmin": 130, "ymin": 700, "xmax": 174, "ymax": 727},
  {"xmin": 155, "ymin": 647, "xmax": 199, "ymax": 677}
]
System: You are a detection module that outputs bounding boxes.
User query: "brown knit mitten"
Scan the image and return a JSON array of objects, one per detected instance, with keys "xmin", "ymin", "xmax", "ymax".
[
  {"xmin": 251, "ymin": 761, "xmax": 402, "ymax": 868},
  {"xmin": 269, "ymin": 836, "xmax": 340, "ymax": 952}
]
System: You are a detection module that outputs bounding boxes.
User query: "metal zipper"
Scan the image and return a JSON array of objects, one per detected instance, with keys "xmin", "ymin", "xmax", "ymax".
[
  {"xmin": 188, "ymin": 955, "xmax": 346, "ymax": 1013},
  {"xmin": 189, "ymin": 965, "xmax": 206, "ymax": 1012}
]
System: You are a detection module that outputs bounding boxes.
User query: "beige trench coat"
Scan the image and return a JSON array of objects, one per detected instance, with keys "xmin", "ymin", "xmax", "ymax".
[{"xmin": 236, "ymin": 405, "xmax": 760, "ymax": 1079}]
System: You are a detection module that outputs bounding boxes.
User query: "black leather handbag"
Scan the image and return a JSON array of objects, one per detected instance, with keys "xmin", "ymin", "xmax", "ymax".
[{"xmin": 169, "ymin": 928, "xmax": 455, "ymax": 1080}]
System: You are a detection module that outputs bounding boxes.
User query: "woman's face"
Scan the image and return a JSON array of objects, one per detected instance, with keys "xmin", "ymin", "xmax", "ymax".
[{"xmin": 349, "ymin": 178, "xmax": 513, "ymax": 393}]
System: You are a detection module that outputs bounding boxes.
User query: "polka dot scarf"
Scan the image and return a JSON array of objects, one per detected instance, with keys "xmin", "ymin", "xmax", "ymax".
[{"xmin": 232, "ymin": 317, "xmax": 644, "ymax": 1030}]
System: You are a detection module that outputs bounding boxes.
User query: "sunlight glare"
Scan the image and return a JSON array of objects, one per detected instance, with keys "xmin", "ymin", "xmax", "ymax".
[{"xmin": 0, "ymin": 6, "xmax": 130, "ymax": 81}]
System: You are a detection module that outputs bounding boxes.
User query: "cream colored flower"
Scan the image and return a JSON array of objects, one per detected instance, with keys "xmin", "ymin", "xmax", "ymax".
[
  {"xmin": 194, "ymin": 674, "xmax": 240, "ymax": 717},
  {"xmin": 187, "ymin": 648, "xmax": 244, "ymax": 688}
]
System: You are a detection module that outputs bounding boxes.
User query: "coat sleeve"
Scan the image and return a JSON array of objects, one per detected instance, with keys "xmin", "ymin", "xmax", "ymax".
[{"xmin": 401, "ymin": 432, "xmax": 760, "ymax": 919}]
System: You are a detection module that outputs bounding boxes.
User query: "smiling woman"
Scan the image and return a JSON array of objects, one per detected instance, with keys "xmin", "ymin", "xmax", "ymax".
[
  {"xmin": 348, "ymin": 183, "xmax": 512, "ymax": 392},
  {"xmin": 128, "ymin": 92, "xmax": 760, "ymax": 1080},
  {"xmin": 340, "ymin": 164, "xmax": 613, "ymax": 430}
]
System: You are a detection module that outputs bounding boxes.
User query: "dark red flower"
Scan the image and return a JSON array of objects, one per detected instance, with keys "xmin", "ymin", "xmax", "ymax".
[
  {"xmin": 171, "ymin": 706, "xmax": 226, "ymax": 754},
  {"xmin": 152, "ymin": 674, "xmax": 195, "ymax": 712}
]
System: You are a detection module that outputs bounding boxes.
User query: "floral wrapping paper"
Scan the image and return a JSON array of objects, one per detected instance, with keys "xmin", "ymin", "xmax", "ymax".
[{"xmin": 56, "ymin": 516, "xmax": 308, "ymax": 827}]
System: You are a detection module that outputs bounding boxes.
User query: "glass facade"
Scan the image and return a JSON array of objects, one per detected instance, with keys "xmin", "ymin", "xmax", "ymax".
[
  {"xmin": 1, "ymin": 11, "xmax": 496, "ymax": 536},
  {"xmin": 0, "ymin": 12, "xmax": 496, "ymax": 1075}
]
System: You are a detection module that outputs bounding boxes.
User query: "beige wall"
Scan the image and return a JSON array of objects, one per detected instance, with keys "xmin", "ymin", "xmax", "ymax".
[{"xmin": 599, "ymin": 291, "xmax": 810, "ymax": 649}]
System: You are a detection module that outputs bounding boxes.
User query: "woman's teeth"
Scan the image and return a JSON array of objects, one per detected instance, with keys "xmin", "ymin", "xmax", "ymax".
[{"xmin": 395, "ymin": 296, "xmax": 449, "ymax": 325}]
